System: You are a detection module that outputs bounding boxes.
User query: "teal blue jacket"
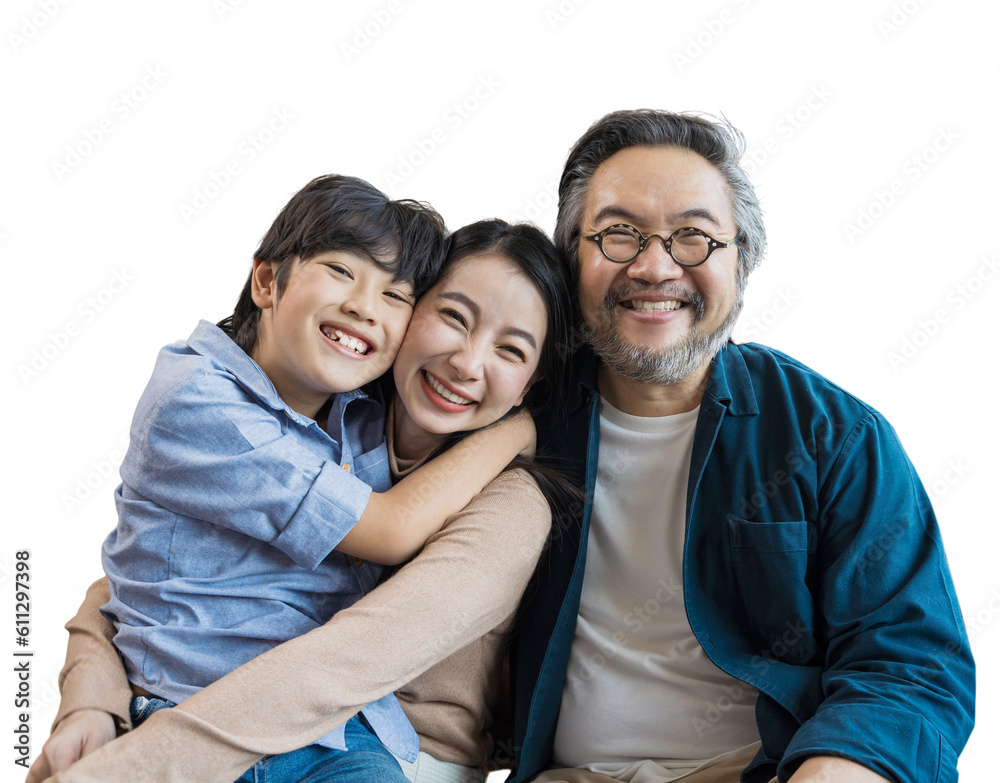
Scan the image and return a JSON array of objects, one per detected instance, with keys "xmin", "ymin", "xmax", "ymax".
[{"xmin": 511, "ymin": 342, "xmax": 974, "ymax": 783}]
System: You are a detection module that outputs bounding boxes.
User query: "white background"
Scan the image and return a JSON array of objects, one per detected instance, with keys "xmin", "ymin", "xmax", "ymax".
[{"xmin": 2, "ymin": 0, "xmax": 997, "ymax": 780}]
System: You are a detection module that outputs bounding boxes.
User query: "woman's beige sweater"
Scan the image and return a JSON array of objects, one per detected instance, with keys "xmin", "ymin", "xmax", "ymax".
[{"xmin": 47, "ymin": 428, "xmax": 551, "ymax": 783}]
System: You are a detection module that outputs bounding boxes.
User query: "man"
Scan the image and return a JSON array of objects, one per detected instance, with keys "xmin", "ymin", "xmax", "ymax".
[{"xmin": 511, "ymin": 110, "xmax": 975, "ymax": 783}]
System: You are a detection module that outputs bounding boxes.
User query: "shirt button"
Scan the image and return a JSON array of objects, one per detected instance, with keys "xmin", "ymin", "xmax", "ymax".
[
  {"xmin": 353, "ymin": 557, "xmax": 363, "ymax": 566},
  {"xmin": 342, "ymin": 463, "xmax": 350, "ymax": 472}
]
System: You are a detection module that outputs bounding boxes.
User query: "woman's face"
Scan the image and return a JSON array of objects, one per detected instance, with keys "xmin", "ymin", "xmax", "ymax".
[{"xmin": 392, "ymin": 253, "xmax": 547, "ymax": 443}]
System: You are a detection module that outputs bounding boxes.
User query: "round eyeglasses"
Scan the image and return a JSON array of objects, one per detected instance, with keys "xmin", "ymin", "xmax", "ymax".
[{"xmin": 583, "ymin": 223, "xmax": 737, "ymax": 267}]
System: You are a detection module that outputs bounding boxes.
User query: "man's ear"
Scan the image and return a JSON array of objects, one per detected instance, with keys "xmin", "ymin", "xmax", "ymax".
[
  {"xmin": 514, "ymin": 373, "xmax": 543, "ymax": 407},
  {"xmin": 250, "ymin": 259, "xmax": 278, "ymax": 309}
]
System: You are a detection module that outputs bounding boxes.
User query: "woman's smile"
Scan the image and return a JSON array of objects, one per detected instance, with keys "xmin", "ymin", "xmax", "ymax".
[{"xmin": 392, "ymin": 252, "xmax": 548, "ymax": 458}]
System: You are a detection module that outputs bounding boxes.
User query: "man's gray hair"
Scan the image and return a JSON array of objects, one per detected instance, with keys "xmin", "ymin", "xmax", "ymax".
[{"xmin": 555, "ymin": 109, "xmax": 767, "ymax": 285}]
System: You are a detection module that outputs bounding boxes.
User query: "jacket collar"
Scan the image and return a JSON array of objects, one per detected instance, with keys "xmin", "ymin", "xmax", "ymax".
[
  {"xmin": 703, "ymin": 341, "xmax": 759, "ymax": 416},
  {"xmin": 568, "ymin": 343, "xmax": 600, "ymax": 411}
]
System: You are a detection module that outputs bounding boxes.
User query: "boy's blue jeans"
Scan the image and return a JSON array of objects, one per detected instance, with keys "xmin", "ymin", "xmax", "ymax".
[{"xmin": 130, "ymin": 696, "xmax": 409, "ymax": 783}]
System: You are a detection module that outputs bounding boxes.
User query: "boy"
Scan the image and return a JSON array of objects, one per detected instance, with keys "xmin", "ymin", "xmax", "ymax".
[{"xmin": 99, "ymin": 175, "xmax": 531, "ymax": 782}]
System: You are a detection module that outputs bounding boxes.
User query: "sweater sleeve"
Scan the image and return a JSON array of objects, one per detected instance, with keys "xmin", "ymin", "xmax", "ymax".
[
  {"xmin": 48, "ymin": 469, "xmax": 552, "ymax": 783},
  {"xmin": 52, "ymin": 578, "xmax": 132, "ymax": 734}
]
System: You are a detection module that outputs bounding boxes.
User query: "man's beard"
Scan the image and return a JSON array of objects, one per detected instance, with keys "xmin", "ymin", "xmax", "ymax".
[{"xmin": 581, "ymin": 282, "xmax": 744, "ymax": 385}]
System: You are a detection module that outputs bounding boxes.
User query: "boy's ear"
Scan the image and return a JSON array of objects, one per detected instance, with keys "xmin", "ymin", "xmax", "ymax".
[{"xmin": 250, "ymin": 260, "xmax": 278, "ymax": 309}]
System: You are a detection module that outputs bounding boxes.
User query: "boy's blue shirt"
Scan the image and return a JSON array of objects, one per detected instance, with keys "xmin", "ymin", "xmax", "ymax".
[{"xmin": 102, "ymin": 320, "xmax": 419, "ymax": 761}]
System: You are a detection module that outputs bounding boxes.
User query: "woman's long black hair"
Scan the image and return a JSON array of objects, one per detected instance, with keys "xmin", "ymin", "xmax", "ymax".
[{"xmin": 414, "ymin": 219, "xmax": 583, "ymax": 573}]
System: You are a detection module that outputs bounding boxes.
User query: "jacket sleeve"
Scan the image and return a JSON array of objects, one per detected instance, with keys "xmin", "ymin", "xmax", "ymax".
[
  {"xmin": 123, "ymin": 366, "xmax": 374, "ymax": 570},
  {"xmin": 48, "ymin": 469, "xmax": 552, "ymax": 783},
  {"xmin": 778, "ymin": 413, "xmax": 975, "ymax": 783},
  {"xmin": 52, "ymin": 578, "xmax": 132, "ymax": 733}
]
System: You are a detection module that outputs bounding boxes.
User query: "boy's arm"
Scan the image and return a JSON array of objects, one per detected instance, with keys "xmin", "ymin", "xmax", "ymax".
[
  {"xmin": 336, "ymin": 409, "xmax": 534, "ymax": 564},
  {"xmin": 44, "ymin": 469, "xmax": 552, "ymax": 783},
  {"xmin": 129, "ymin": 370, "xmax": 389, "ymax": 570},
  {"xmin": 25, "ymin": 579, "xmax": 129, "ymax": 782},
  {"xmin": 137, "ymin": 367, "xmax": 532, "ymax": 569}
]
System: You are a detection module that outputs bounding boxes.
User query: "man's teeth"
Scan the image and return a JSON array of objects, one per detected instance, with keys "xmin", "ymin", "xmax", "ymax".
[
  {"xmin": 322, "ymin": 327, "xmax": 369, "ymax": 354},
  {"xmin": 424, "ymin": 371, "xmax": 474, "ymax": 405},
  {"xmin": 624, "ymin": 300, "xmax": 684, "ymax": 311}
]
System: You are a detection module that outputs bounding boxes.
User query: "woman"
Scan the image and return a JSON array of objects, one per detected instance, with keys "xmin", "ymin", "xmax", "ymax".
[{"xmin": 29, "ymin": 218, "xmax": 574, "ymax": 783}]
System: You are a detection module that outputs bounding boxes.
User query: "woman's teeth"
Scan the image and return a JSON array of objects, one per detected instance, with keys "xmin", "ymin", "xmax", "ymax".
[
  {"xmin": 322, "ymin": 327, "xmax": 369, "ymax": 355},
  {"xmin": 424, "ymin": 371, "xmax": 474, "ymax": 405}
]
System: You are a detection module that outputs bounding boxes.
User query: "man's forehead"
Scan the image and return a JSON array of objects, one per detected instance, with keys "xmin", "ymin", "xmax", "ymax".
[{"xmin": 583, "ymin": 145, "xmax": 734, "ymax": 230}]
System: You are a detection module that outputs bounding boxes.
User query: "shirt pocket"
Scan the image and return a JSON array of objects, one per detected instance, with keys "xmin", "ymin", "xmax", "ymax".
[
  {"xmin": 352, "ymin": 441, "xmax": 391, "ymax": 492},
  {"xmin": 728, "ymin": 518, "xmax": 819, "ymax": 664}
]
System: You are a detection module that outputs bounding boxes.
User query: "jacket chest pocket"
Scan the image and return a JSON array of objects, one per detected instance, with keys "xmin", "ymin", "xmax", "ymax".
[{"xmin": 728, "ymin": 518, "xmax": 819, "ymax": 664}]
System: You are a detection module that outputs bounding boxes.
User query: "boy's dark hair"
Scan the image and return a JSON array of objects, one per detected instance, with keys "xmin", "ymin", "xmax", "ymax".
[{"xmin": 219, "ymin": 174, "xmax": 448, "ymax": 354}]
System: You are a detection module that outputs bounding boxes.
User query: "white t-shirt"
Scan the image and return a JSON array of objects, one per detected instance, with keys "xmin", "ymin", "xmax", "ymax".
[{"xmin": 552, "ymin": 398, "xmax": 760, "ymax": 781}]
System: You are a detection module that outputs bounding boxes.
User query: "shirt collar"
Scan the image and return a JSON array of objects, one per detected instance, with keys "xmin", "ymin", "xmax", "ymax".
[{"xmin": 186, "ymin": 320, "xmax": 370, "ymax": 421}]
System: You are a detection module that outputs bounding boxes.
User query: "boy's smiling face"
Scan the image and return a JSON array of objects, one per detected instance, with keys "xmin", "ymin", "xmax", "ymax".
[{"xmin": 250, "ymin": 250, "xmax": 415, "ymax": 418}]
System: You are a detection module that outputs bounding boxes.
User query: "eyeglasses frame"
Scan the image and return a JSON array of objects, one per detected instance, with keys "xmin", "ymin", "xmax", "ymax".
[{"xmin": 582, "ymin": 223, "xmax": 738, "ymax": 267}]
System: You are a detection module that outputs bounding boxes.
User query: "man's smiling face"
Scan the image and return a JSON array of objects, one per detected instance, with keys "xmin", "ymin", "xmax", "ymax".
[{"xmin": 576, "ymin": 145, "xmax": 744, "ymax": 385}]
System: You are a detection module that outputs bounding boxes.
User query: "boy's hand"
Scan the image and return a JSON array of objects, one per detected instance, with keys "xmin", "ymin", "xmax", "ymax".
[
  {"xmin": 501, "ymin": 408, "xmax": 536, "ymax": 459},
  {"xmin": 25, "ymin": 709, "xmax": 116, "ymax": 782}
]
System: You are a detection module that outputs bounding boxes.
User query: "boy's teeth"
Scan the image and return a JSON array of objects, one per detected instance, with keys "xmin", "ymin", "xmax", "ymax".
[
  {"xmin": 322, "ymin": 327, "xmax": 369, "ymax": 354},
  {"xmin": 424, "ymin": 371, "xmax": 473, "ymax": 405},
  {"xmin": 626, "ymin": 300, "xmax": 683, "ymax": 311}
]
